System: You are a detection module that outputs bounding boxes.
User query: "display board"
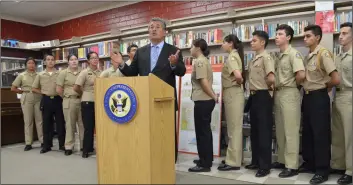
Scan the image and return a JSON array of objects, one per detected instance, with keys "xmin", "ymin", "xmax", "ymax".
[{"xmin": 178, "ymin": 63, "xmax": 223, "ymax": 156}]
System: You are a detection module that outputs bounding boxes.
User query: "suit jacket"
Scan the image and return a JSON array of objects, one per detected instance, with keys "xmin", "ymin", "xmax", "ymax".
[{"xmin": 119, "ymin": 42, "xmax": 186, "ymax": 110}]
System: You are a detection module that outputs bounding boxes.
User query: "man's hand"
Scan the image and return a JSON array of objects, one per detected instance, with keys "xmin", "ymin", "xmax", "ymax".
[
  {"xmin": 168, "ymin": 50, "xmax": 180, "ymax": 65},
  {"xmin": 110, "ymin": 52, "xmax": 123, "ymax": 65}
]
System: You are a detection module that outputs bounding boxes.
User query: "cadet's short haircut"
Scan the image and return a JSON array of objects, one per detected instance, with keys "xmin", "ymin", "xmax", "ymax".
[
  {"xmin": 340, "ymin": 22, "xmax": 352, "ymax": 29},
  {"xmin": 304, "ymin": 25, "xmax": 322, "ymax": 42},
  {"xmin": 276, "ymin": 24, "xmax": 294, "ymax": 43},
  {"xmin": 252, "ymin": 30, "xmax": 269, "ymax": 48}
]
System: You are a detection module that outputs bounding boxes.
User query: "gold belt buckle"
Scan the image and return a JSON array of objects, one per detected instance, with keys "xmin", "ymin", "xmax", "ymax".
[
  {"xmin": 50, "ymin": 96, "xmax": 54, "ymax": 99},
  {"xmin": 305, "ymin": 90, "xmax": 309, "ymax": 95},
  {"xmin": 250, "ymin": 91, "xmax": 256, "ymax": 95}
]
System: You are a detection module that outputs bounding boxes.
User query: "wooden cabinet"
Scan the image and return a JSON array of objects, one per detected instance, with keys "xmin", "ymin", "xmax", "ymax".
[{"xmin": 1, "ymin": 88, "xmax": 38, "ymax": 146}]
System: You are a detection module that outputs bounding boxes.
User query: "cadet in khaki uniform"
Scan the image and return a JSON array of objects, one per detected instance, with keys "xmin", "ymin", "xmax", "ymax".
[
  {"xmin": 56, "ymin": 54, "xmax": 84, "ymax": 156},
  {"xmin": 126, "ymin": 44, "xmax": 138, "ymax": 66},
  {"xmin": 300, "ymin": 25, "xmax": 340, "ymax": 185},
  {"xmin": 245, "ymin": 31, "xmax": 275, "ymax": 178},
  {"xmin": 217, "ymin": 34, "xmax": 245, "ymax": 171},
  {"xmin": 272, "ymin": 24, "xmax": 306, "ymax": 178},
  {"xmin": 11, "ymin": 57, "xmax": 43, "ymax": 151},
  {"xmin": 188, "ymin": 39, "xmax": 217, "ymax": 173},
  {"xmin": 32, "ymin": 54, "xmax": 66, "ymax": 154},
  {"xmin": 74, "ymin": 51, "xmax": 101, "ymax": 158},
  {"xmin": 331, "ymin": 22, "xmax": 352, "ymax": 185},
  {"xmin": 100, "ymin": 52, "xmax": 125, "ymax": 78}
]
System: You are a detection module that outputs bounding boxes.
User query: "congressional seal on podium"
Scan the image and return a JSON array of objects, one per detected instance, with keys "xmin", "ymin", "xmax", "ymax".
[{"xmin": 104, "ymin": 84, "xmax": 138, "ymax": 124}]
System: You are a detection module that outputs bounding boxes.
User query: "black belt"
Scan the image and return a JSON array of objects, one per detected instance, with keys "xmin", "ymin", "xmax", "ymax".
[
  {"xmin": 336, "ymin": 87, "xmax": 352, "ymax": 92},
  {"xmin": 65, "ymin": 95, "xmax": 81, "ymax": 99},
  {"xmin": 250, "ymin": 89, "xmax": 268, "ymax": 95},
  {"xmin": 303, "ymin": 88, "xmax": 327, "ymax": 95},
  {"xmin": 43, "ymin": 95, "xmax": 59, "ymax": 99},
  {"xmin": 275, "ymin": 86, "xmax": 296, "ymax": 91}
]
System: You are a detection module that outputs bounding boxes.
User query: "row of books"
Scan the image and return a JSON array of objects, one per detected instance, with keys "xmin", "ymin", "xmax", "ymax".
[
  {"xmin": 232, "ymin": 20, "xmax": 309, "ymax": 41},
  {"xmin": 334, "ymin": 11, "xmax": 352, "ymax": 32},
  {"xmin": 1, "ymin": 60, "xmax": 26, "ymax": 72},
  {"xmin": 182, "ymin": 52, "xmax": 279, "ymax": 70}
]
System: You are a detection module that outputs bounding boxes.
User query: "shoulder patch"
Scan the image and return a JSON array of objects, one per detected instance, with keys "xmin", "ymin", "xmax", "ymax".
[
  {"xmin": 197, "ymin": 61, "xmax": 203, "ymax": 67},
  {"xmin": 295, "ymin": 52, "xmax": 302, "ymax": 59},
  {"xmin": 324, "ymin": 52, "xmax": 330, "ymax": 57}
]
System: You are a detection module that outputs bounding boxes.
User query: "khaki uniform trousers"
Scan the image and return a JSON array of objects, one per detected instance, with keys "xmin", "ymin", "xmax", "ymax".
[
  {"xmin": 63, "ymin": 97, "xmax": 84, "ymax": 150},
  {"xmin": 223, "ymin": 86, "xmax": 244, "ymax": 167},
  {"xmin": 21, "ymin": 92, "xmax": 43, "ymax": 145},
  {"xmin": 331, "ymin": 90, "xmax": 352, "ymax": 176},
  {"xmin": 274, "ymin": 87, "xmax": 301, "ymax": 169}
]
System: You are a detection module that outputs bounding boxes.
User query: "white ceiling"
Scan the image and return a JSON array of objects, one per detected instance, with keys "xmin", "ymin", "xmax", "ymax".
[{"xmin": 0, "ymin": 0, "xmax": 138, "ymax": 26}]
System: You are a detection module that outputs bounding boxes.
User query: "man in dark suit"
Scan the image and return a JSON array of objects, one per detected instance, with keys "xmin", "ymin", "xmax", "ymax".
[{"xmin": 110, "ymin": 17, "xmax": 186, "ymax": 163}]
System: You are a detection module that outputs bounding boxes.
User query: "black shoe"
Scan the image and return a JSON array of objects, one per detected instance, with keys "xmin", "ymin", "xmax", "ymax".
[
  {"xmin": 279, "ymin": 168, "xmax": 298, "ymax": 178},
  {"xmin": 59, "ymin": 146, "xmax": 65, "ymax": 151},
  {"xmin": 40, "ymin": 148, "xmax": 51, "ymax": 154},
  {"xmin": 217, "ymin": 164, "xmax": 240, "ymax": 171},
  {"xmin": 272, "ymin": 162, "xmax": 285, "ymax": 169},
  {"xmin": 188, "ymin": 165, "xmax": 211, "ymax": 172},
  {"xmin": 331, "ymin": 168, "xmax": 346, "ymax": 175},
  {"xmin": 82, "ymin": 152, "xmax": 89, "ymax": 158},
  {"xmin": 338, "ymin": 175, "xmax": 352, "ymax": 185},
  {"xmin": 255, "ymin": 169, "xmax": 270, "ymax": 177},
  {"xmin": 65, "ymin": 150, "xmax": 73, "ymax": 156},
  {"xmin": 24, "ymin": 145, "xmax": 32, "ymax": 151},
  {"xmin": 245, "ymin": 164, "xmax": 259, "ymax": 170},
  {"xmin": 310, "ymin": 174, "xmax": 328, "ymax": 185}
]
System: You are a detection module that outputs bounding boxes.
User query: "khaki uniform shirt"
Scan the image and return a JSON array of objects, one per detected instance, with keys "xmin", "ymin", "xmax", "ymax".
[
  {"xmin": 56, "ymin": 68, "xmax": 81, "ymax": 98},
  {"xmin": 32, "ymin": 69, "xmax": 59, "ymax": 96},
  {"xmin": 12, "ymin": 71, "xmax": 38, "ymax": 92},
  {"xmin": 12, "ymin": 71, "xmax": 42, "ymax": 102},
  {"xmin": 335, "ymin": 48, "xmax": 352, "ymax": 89},
  {"xmin": 100, "ymin": 67, "xmax": 124, "ymax": 78},
  {"xmin": 191, "ymin": 55, "xmax": 213, "ymax": 101},
  {"xmin": 248, "ymin": 50, "xmax": 275, "ymax": 90},
  {"xmin": 222, "ymin": 49, "xmax": 242, "ymax": 88},
  {"xmin": 275, "ymin": 46, "xmax": 305, "ymax": 88},
  {"xmin": 303, "ymin": 45, "xmax": 336, "ymax": 91},
  {"xmin": 75, "ymin": 67, "xmax": 101, "ymax": 102}
]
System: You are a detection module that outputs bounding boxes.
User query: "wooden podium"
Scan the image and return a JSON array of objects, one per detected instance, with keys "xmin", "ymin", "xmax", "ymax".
[{"xmin": 94, "ymin": 74, "xmax": 176, "ymax": 184}]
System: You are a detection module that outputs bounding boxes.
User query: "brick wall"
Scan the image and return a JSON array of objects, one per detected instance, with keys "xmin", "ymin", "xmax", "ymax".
[
  {"xmin": 2, "ymin": 1, "xmax": 275, "ymax": 42},
  {"xmin": 1, "ymin": 19, "xmax": 43, "ymax": 42}
]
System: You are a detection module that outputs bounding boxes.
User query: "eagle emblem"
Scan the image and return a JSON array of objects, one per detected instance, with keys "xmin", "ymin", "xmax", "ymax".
[{"xmin": 111, "ymin": 93, "xmax": 128, "ymax": 114}]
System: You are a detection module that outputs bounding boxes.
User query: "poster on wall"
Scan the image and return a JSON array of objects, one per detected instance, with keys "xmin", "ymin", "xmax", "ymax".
[
  {"xmin": 315, "ymin": 10, "xmax": 335, "ymax": 33},
  {"xmin": 178, "ymin": 63, "xmax": 223, "ymax": 156}
]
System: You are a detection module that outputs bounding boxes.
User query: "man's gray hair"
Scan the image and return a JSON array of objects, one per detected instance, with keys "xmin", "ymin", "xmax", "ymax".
[{"xmin": 150, "ymin": 17, "xmax": 167, "ymax": 30}]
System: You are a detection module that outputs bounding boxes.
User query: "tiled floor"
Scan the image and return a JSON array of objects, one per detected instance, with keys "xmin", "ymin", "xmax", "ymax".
[
  {"xmin": 3, "ymin": 136, "xmax": 343, "ymax": 184},
  {"xmin": 176, "ymin": 153, "xmax": 343, "ymax": 184}
]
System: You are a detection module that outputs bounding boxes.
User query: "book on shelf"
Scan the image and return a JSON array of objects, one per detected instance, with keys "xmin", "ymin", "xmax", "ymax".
[
  {"xmin": 173, "ymin": 29, "xmax": 224, "ymax": 48},
  {"xmin": 233, "ymin": 20, "xmax": 309, "ymax": 41},
  {"xmin": 334, "ymin": 11, "xmax": 352, "ymax": 32},
  {"xmin": 183, "ymin": 54, "xmax": 228, "ymax": 66}
]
